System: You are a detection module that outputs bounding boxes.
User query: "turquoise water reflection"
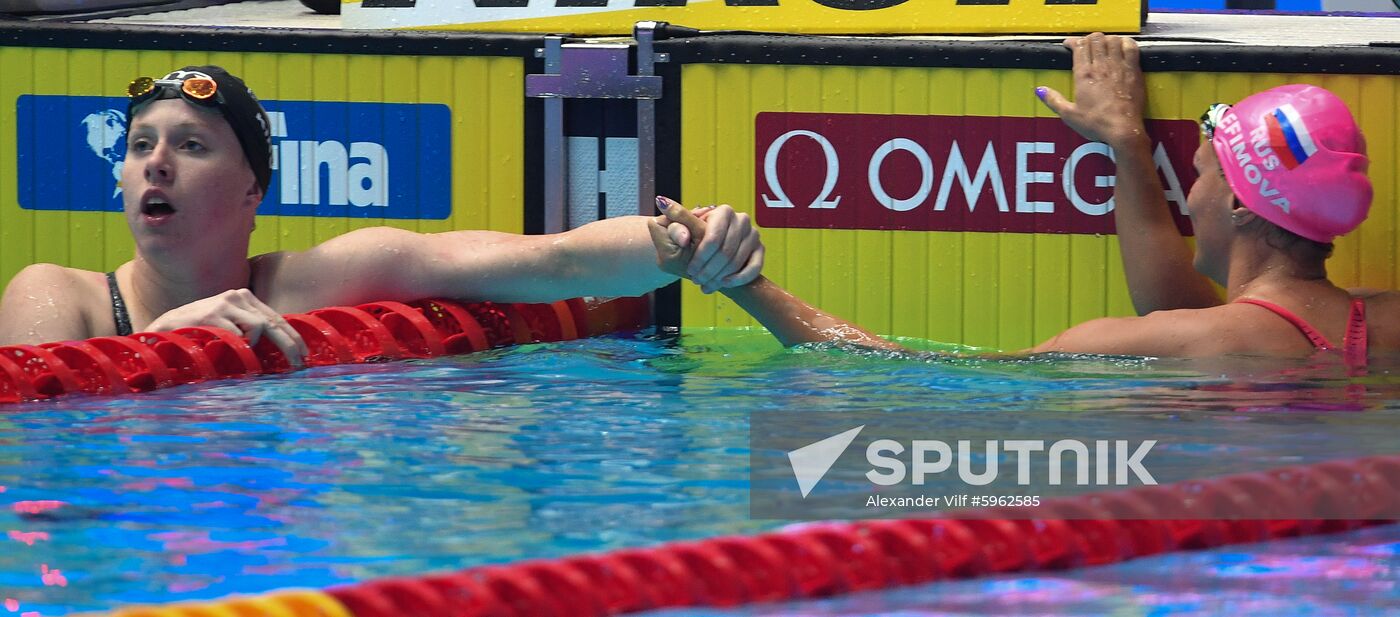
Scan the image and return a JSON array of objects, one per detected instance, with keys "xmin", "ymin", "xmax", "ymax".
[{"xmin": 0, "ymin": 330, "xmax": 1397, "ymax": 614}]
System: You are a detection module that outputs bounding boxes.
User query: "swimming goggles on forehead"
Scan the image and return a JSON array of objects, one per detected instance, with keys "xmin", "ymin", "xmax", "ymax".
[
  {"xmin": 1200, "ymin": 103, "xmax": 1231, "ymax": 141},
  {"xmin": 127, "ymin": 72, "xmax": 222, "ymax": 107}
]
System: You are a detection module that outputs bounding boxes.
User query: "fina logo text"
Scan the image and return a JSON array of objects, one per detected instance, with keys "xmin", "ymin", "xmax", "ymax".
[
  {"xmin": 82, "ymin": 108, "xmax": 391, "ymax": 208},
  {"xmin": 266, "ymin": 111, "xmax": 390, "ymax": 208}
]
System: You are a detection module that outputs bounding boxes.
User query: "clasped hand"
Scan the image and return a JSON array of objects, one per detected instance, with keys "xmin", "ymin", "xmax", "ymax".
[{"xmin": 648, "ymin": 196, "xmax": 765, "ymax": 294}]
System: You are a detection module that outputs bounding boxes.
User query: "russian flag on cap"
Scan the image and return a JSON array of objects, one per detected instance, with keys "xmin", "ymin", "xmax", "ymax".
[{"xmin": 1265, "ymin": 104, "xmax": 1318, "ymax": 170}]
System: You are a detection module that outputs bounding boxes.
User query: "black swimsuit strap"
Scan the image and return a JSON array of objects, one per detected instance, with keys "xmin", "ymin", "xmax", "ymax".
[
  {"xmin": 105, "ymin": 266, "xmax": 257, "ymax": 338},
  {"xmin": 107, "ymin": 272, "xmax": 133, "ymax": 337}
]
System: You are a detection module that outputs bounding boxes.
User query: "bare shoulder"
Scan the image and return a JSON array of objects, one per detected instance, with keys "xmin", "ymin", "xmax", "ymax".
[
  {"xmin": 1033, "ymin": 304, "xmax": 1304, "ymax": 357},
  {"xmin": 3, "ymin": 263, "xmax": 107, "ymax": 302},
  {"xmin": 0, "ymin": 263, "xmax": 109, "ymax": 343},
  {"xmin": 7, "ymin": 262, "xmax": 80, "ymax": 287},
  {"xmin": 1352, "ymin": 289, "xmax": 1400, "ymax": 309}
]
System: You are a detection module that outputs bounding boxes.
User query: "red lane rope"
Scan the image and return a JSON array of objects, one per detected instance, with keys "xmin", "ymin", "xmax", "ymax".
[
  {"xmin": 322, "ymin": 455, "xmax": 1398, "ymax": 616},
  {"xmin": 0, "ymin": 296, "xmax": 651, "ymax": 405}
]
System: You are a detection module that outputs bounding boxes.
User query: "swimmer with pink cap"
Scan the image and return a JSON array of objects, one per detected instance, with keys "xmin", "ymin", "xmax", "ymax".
[
  {"xmin": 650, "ymin": 33, "xmax": 1398, "ymax": 364},
  {"xmin": 1205, "ymin": 85, "xmax": 1371, "ymax": 245}
]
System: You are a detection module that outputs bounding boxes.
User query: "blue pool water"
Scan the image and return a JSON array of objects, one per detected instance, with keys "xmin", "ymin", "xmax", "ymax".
[{"xmin": 1, "ymin": 330, "xmax": 1397, "ymax": 615}]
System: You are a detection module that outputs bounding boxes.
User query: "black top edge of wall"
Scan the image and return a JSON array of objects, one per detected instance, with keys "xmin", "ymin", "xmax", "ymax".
[
  {"xmin": 654, "ymin": 35, "xmax": 1400, "ymax": 76},
  {"xmin": 0, "ymin": 19, "xmax": 547, "ymax": 57}
]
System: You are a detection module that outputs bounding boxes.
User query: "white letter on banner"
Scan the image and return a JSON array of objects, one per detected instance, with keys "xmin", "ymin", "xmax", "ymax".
[
  {"xmin": 868, "ymin": 138, "xmax": 933, "ymax": 212},
  {"xmin": 1064, "ymin": 142, "xmax": 1115, "ymax": 216},
  {"xmin": 348, "ymin": 142, "xmax": 389, "ymax": 208},
  {"xmin": 1015, "ymin": 142, "xmax": 1056, "ymax": 213},
  {"xmin": 280, "ymin": 141, "xmax": 300, "ymax": 205},
  {"xmin": 762, "ymin": 130, "xmax": 841, "ymax": 210},
  {"xmin": 935, "ymin": 142, "xmax": 1008, "ymax": 213},
  {"xmin": 1152, "ymin": 143, "xmax": 1189, "ymax": 215},
  {"xmin": 314, "ymin": 141, "xmax": 349, "ymax": 206}
]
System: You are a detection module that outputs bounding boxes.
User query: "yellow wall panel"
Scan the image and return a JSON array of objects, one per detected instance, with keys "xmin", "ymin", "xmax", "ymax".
[
  {"xmin": 1, "ymin": 47, "xmax": 36, "ymax": 283},
  {"xmin": 890, "ymin": 68, "xmax": 931, "ymax": 341},
  {"xmin": 923, "ymin": 68, "xmax": 967, "ymax": 345},
  {"xmin": 272, "ymin": 52, "xmax": 317, "ymax": 254},
  {"xmin": 780, "ymin": 66, "xmax": 827, "ymax": 330},
  {"xmin": 0, "ymin": 47, "xmax": 526, "ymax": 291},
  {"xmin": 100, "ymin": 51, "xmax": 140, "ymax": 269},
  {"xmin": 311, "ymin": 53, "xmax": 352, "ymax": 244},
  {"xmin": 818, "ymin": 66, "xmax": 860, "ymax": 330},
  {"xmin": 482, "ymin": 57, "xmax": 527, "ymax": 234},
  {"xmin": 35, "ymin": 48, "xmax": 71, "ymax": 270},
  {"xmin": 682, "ymin": 64, "xmax": 1400, "ymax": 350},
  {"xmin": 1356, "ymin": 76, "xmax": 1395, "ymax": 290},
  {"xmin": 346, "ymin": 54, "xmax": 389, "ymax": 234},
  {"xmin": 994, "ymin": 68, "xmax": 1037, "ymax": 351},
  {"xmin": 854, "ymin": 67, "xmax": 895, "ymax": 338}
]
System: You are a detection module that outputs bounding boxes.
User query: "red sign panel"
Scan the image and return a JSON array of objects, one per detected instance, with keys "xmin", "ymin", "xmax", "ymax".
[{"xmin": 754, "ymin": 112, "xmax": 1200, "ymax": 235}]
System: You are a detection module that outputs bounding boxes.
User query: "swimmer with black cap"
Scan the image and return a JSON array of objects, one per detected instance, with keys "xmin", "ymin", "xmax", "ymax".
[
  {"xmin": 0, "ymin": 66, "xmax": 764, "ymax": 360},
  {"xmin": 653, "ymin": 34, "xmax": 1399, "ymax": 365}
]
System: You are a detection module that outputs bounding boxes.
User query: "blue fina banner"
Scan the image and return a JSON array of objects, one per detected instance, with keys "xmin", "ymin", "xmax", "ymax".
[{"xmin": 15, "ymin": 95, "xmax": 453, "ymax": 220}]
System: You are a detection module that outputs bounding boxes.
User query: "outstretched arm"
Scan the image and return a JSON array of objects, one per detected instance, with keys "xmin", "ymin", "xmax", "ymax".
[
  {"xmin": 720, "ymin": 277, "xmax": 904, "ymax": 350},
  {"xmin": 1039, "ymin": 33, "xmax": 1220, "ymax": 314},
  {"xmin": 265, "ymin": 208, "xmax": 764, "ymax": 313},
  {"xmin": 649, "ymin": 197, "xmax": 903, "ymax": 351}
]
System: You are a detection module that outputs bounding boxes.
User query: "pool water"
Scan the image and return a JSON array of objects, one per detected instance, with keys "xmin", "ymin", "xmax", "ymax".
[{"xmin": 1, "ymin": 330, "xmax": 1397, "ymax": 615}]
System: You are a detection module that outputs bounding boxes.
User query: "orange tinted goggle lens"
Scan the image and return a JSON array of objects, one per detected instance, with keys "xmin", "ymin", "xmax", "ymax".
[
  {"xmin": 181, "ymin": 78, "xmax": 217, "ymax": 100},
  {"xmin": 126, "ymin": 76, "xmax": 218, "ymax": 102}
]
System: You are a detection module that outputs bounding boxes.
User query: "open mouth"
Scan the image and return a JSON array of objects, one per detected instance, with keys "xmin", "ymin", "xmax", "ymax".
[{"xmin": 141, "ymin": 196, "xmax": 176, "ymax": 218}]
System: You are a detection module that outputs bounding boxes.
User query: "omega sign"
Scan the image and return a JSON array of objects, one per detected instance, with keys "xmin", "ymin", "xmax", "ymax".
[{"xmin": 755, "ymin": 112, "xmax": 1199, "ymax": 235}]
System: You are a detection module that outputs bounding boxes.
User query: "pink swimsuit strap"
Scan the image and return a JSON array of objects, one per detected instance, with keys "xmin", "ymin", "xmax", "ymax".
[{"xmin": 1235, "ymin": 297, "xmax": 1368, "ymax": 366}]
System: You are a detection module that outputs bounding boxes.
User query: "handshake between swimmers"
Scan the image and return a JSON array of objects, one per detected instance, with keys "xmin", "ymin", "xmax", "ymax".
[{"xmin": 2, "ymin": 34, "xmax": 1394, "ymax": 369}]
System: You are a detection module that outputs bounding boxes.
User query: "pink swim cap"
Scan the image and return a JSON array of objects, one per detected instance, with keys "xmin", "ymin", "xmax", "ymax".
[{"xmin": 1208, "ymin": 84, "xmax": 1371, "ymax": 243}]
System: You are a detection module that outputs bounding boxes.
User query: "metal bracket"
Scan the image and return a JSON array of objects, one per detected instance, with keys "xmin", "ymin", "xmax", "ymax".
[
  {"xmin": 526, "ymin": 22, "xmax": 674, "ymax": 232},
  {"xmin": 525, "ymin": 35, "xmax": 666, "ymax": 99}
]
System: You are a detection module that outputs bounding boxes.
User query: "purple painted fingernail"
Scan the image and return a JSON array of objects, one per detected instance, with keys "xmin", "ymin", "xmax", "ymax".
[
  {"xmin": 1034, "ymin": 86, "xmax": 1048, "ymax": 102},
  {"xmin": 656, "ymin": 196, "xmax": 667, "ymax": 211}
]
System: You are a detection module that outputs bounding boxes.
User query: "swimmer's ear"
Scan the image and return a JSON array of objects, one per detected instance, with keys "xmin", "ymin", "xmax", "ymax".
[
  {"xmin": 1229, "ymin": 200, "xmax": 1256, "ymax": 227},
  {"xmin": 244, "ymin": 178, "xmax": 264, "ymax": 208}
]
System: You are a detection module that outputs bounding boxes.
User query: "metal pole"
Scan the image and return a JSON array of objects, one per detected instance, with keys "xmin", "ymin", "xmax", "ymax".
[{"xmin": 539, "ymin": 37, "xmax": 567, "ymax": 234}]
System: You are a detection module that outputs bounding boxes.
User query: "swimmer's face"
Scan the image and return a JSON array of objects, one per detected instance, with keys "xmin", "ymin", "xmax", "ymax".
[
  {"xmin": 1186, "ymin": 141, "xmax": 1236, "ymax": 285},
  {"xmin": 122, "ymin": 99, "xmax": 262, "ymax": 255}
]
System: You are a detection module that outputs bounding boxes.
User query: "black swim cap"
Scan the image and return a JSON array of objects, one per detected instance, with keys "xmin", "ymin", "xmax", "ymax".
[{"xmin": 126, "ymin": 65, "xmax": 273, "ymax": 195}]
